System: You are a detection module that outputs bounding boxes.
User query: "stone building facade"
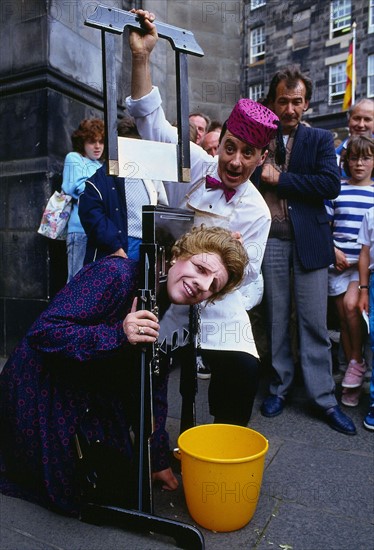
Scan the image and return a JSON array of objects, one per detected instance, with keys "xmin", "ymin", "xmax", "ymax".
[
  {"xmin": 0, "ymin": 1, "xmax": 128, "ymax": 355},
  {"xmin": 243, "ymin": 0, "xmax": 374, "ymax": 142}
]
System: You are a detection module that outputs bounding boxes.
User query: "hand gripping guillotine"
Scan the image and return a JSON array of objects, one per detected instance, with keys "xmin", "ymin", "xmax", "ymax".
[
  {"xmin": 80, "ymin": 5, "xmax": 205, "ymax": 549},
  {"xmin": 85, "ymin": 3, "xmax": 204, "ymax": 182}
]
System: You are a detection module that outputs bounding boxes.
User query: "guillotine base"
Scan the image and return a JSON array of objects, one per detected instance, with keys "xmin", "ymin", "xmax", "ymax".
[{"xmin": 81, "ymin": 502, "xmax": 205, "ymax": 549}]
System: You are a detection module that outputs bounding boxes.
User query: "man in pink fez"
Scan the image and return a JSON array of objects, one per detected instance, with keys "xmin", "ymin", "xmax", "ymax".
[
  {"xmin": 205, "ymin": 98, "xmax": 279, "ymax": 201},
  {"xmin": 125, "ymin": 9, "xmax": 277, "ymax": 429}
]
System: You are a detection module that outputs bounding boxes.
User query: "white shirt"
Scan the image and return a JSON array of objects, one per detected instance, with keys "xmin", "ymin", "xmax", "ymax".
[
  {"xmin": 126, "ymin": 87, "xmax": 271, "ymax": 355},
  {"xmin": 357, "ymin": 207, "xmax": 374, "ymax": 271}
]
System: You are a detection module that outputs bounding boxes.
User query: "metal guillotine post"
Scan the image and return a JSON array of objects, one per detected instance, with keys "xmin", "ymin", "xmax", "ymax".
[{"xmin": 81, "ymin": 5, "xmax": 205, "ymax": 549}]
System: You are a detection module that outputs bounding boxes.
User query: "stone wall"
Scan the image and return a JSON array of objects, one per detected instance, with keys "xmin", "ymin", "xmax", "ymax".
[
  {"xmin": 143, "ymin": 0, "xmax": 242, "ymax": 124},
  {"xmin": 0, "ymin": 1, "xmax": 129, "ymax": 354}
]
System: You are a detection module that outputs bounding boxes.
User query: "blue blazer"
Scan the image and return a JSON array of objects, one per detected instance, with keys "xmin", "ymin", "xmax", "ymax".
[
  {"xmin": 79, "ymin": 165, "xmax": 129, "ymax": 264},
  {"xmin": 262, "ymin": 124, "xmax": 340, "ymax": 271}
]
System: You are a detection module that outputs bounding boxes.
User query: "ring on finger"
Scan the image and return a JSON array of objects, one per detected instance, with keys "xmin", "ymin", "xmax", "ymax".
[{"xmin": 138, "ymin": 326, "xmax": 145, "ymax": 335}]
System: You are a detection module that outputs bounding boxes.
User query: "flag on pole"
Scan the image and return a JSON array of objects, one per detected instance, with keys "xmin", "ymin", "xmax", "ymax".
[{"xmin": 342, "ymin": 40, "xmax": 353, "ymax": 110}]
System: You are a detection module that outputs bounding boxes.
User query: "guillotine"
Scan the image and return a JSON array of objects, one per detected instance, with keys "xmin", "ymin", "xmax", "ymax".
[
  {"xmin": 85, "ymin": 4, "xmax": 203, "ymax": 182},
  {"xmin": 80, "ymin": 5, "xmax": 205, "ymax": 548}
]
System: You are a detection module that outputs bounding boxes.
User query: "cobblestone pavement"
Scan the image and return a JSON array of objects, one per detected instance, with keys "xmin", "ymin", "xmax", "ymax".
[{"xmin": 0, "ymin": 357, "xmax": 373, "ymax": 549}]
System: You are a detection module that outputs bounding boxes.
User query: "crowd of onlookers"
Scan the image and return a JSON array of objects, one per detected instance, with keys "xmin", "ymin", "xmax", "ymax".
[{"xmin": 0, "ymin": 6, "xmax": 373, "ymax": 523}]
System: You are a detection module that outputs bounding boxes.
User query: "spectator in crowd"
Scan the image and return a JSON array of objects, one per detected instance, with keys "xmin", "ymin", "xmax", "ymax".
[
  {"xmin": 79, "ymin": 115, "xmax": 168, "ymax": 264},
  {"xmin": 336, "ymin": 98, "xmax": 374, "ymax": 178},
  {"xmin": 332, "ymin": 100, "xmax": 374, "ymax": 385},
  {"xmin": 126, "ymin": 9, "xmax": 279, "ymax": 426},
  {"xmin": 201, "ymin": 130, "xmax": 221, "ymax": 157},
  {"xmin": 61, "ymin": 118, "xmax": 104, "ymax": 281},
  {"xmin": 326, "ymin": 136, "xmax": 374, "ymax": 406},
  {"xmin": 0, "ymin": 225, "xmax": 248, "ymax": 515},
  {"xmin": 357, "ymin": 208, "xmax": 374, "ymax": 430},
  {"xmin": 258, "ymin": 65, "xmax": 356, "ymax": 435},
  {"xmin": 189, "ymin": 112, "xmax": 210, "ymax": 146}
]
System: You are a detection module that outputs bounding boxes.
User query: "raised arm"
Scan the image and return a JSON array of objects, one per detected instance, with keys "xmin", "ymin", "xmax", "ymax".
[
  {"xmin": 129, "ymin": 9, "xmax": 158, "ymax": 99},
  {"xmin": 126, "ymin": 8, "xmax": 215, "ymax": 186}
]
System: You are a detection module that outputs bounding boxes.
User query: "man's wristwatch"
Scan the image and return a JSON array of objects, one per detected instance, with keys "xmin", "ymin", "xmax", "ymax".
[{"xmin": 358, "ymin": 285, "xmax": 369, "ymax": 290}]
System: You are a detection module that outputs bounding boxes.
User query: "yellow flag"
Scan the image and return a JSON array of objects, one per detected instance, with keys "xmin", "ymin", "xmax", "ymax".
[{"xmin": 342, "ymin": 41, "xmax": 353, "ymax": 111}]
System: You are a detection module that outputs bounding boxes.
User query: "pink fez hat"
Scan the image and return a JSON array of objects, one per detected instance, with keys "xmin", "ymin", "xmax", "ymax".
[{"xmin": 226, "ymin": 99, "xmax": 279, "ymax": 148}]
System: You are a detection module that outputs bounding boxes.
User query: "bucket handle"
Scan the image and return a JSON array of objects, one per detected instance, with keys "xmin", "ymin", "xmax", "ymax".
[{"xmin": 173, "ymin": 447, "xmax": 181, "ymax": 461}]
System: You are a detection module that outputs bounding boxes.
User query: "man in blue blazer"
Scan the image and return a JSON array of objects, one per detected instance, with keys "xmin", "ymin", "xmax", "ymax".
[{"xmin": 259, "ymin": 66, "xmax": 356, "ymax": 435}]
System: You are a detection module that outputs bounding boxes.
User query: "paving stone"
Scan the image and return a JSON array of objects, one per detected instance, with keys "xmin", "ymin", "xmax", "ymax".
[{"xmin": 0, "ymin": 360, "xmax": 372, "ymax": 550}]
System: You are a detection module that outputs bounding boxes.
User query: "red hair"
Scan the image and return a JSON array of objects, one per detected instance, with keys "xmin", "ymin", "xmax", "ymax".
[{"xmin": 71, "ymin": 118, "xmax": 104, "ymax": 157}]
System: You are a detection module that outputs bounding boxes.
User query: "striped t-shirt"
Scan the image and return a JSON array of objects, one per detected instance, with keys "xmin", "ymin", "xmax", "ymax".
[{"xmin": 325, "ymin": 182, "xmax": 374, "ymax": 264}]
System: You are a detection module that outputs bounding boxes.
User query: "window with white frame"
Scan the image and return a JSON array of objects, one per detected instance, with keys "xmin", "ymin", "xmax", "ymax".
[
  {"xmin": 368, "ymin": 55, "xmax": 374, "ymax": 97},
  {"xmin": 370, "ymin": 0, "xmax": 374, "ymax": 33},
  {"xmin": 330, "ymin": 0, "xmax": 351, "ymax": 38},
  {"xmin": 251, "ymin": 0, "xmax": 266, "ymax": 9},
  {"xmin": 250, "ymin": 26, "xmax": 265, "ymax": 63},
  {"xmin": 329, "ymin": 62, "xmax": 346, "ymax": 103},
  {"xmin": 249, "ymin": 84, "xmax": 264, "ymax": 101}
]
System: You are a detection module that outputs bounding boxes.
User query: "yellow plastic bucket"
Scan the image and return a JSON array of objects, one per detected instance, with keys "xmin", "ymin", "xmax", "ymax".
[{"xmin": 176, "ymin": 424, "xmax": 268, "ymax": 532}]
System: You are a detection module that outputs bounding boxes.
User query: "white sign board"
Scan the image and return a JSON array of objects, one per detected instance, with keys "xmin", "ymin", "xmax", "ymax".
[{"xmin": 118, "ymin": 137, "xmax": 179, "ymax": 181}]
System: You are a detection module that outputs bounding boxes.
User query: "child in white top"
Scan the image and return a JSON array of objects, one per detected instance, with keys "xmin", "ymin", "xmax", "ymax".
[{"xmin": 325, "ymin": 136, "xmax": 374, "ymax": 405}]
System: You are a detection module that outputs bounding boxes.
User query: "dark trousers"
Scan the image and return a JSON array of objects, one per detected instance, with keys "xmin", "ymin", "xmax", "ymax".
[{"xmin": 201, "ymin": 350, "xmax": 259, "ymax": 426}]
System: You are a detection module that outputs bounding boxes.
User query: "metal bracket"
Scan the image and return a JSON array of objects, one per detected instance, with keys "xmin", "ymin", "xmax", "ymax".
[{"xmin": 85, "ymin": 4, "xmax": 204, "ymax": 181}]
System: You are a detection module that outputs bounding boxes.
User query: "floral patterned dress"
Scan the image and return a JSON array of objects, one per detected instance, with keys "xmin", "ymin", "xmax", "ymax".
[{"xmin": 0, "ymin": 256, "xmax": 170, "ymax": 516}]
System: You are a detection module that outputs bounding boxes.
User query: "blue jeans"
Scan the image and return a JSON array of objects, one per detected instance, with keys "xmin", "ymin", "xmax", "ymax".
[
  {"xmin": 127, "ymin": 237, "xmax": 142, "ymax": 261},
  {"xmin": 262, "ymin": 238, "xmax": 336, "ymax": 409},
  {"xmin": 66, "ymin": 232, "xmax": 87, "ymax": 282}
]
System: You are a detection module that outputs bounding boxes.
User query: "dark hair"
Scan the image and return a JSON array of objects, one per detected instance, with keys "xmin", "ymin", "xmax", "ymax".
[
  {"xmin": 208, "ymin": 119, "xmax": 222, "ymax": 133},
  {"xmin": 343, "ymin": 135, "xmax": 374, "ymax": 178},
  {"xmin": 117, "ymin": 115, "xmax": 141, "ymax": 139},
  {"xmin": 266, "ymin": 65, "xmax": 313, "ymax": 104},
  {"xmin": 218, "ymin": 121, "xmax": 228, "ymax": 144},
  {"xmin": 71, "ymin": 118, "xmax": 104, "ymax": 157}
]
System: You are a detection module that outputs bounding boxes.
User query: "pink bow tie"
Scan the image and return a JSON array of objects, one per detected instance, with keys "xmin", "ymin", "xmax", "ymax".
[{"xmin": 205, "ymin": 175, "xmax": 236, "ymax": 202}]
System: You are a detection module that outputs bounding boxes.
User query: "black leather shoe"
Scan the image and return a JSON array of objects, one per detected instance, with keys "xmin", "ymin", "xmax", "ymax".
[
  {"xmin": 261, "ymin": 395, "xmax": 285, "ymax": 417},
  {"xmin": 324, "ymin": 405, "xmax": 356, "ymax": 435}
]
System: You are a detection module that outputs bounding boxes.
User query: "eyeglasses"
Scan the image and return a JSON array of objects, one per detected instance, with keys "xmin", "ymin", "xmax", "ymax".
[{"xmin": 348, "ymin": 155, "xmax": 374, "ymax": 164}]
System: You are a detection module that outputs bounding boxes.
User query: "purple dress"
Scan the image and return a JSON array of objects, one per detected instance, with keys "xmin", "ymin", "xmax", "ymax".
[{"xmin": 0, "ymin": 256, "xmax": 170, "ymax": 516}]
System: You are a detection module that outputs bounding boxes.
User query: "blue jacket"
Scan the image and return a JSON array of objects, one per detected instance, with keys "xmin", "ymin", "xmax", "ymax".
[
  {"xmin": 79, "ymin": 165, "xmax": 129, "ymax": 263},
  {"xmin": 61, "ymin": 152, "xmax": 102, "ymax": 234},
  {"xmin": 261, "ymin": 124, "xmax": 341, "ymax": 270}
]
